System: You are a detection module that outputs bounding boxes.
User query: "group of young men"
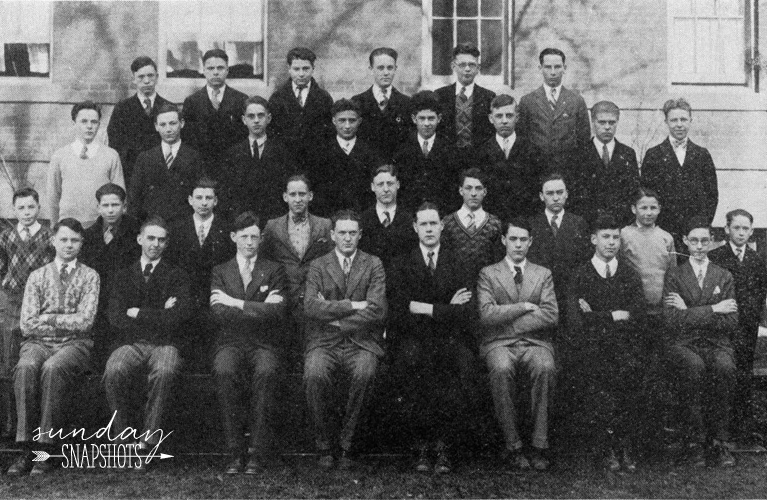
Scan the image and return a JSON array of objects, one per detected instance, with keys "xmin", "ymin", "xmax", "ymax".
[{"xmin": 0, "ymin": 42, "xmax": 761, "ymax": 478}]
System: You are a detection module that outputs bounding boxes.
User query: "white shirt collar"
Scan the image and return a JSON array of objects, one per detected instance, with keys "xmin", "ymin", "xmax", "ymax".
[
  {"xmin": 336, "ymin": 135, "xmax": 357, "ymax": 153},
  {"xmin": 546, "ymin": 83, "xmax": 563, "ymax": 99},
  {"xmin": 457, "ymin": 205, "xmax": 486, "ymax": 226},
  {"xmin": 505, "ymin": 256, "xmax": 527, "ymax": 275},
  {"xmin": 17, "ymin": 221, "xmax": 41, "ymax": 238},
  {"xmin": 418, "ymin": 134, "xmax": 436, "ymax": 151},
  {"xmin": 54, "ymin": 257, "xmax": 77, "ymax": 272},
  {"xmin": 236, "ymin": 253, "xmax": 257, "ymax": 271},
  {"xmin": 140, "ymin": 256, "xmax": 161, "ymax": 271},
  {"xmin": 496, "ymin": 132, "xmax": 516, "ymax": 151},
  {"xmin": 372, "ymin": 85, "xmax": 391, "ymax": 103},
  {"xmin": 689, "ymin": 257, "xmax": 709, "ymax": 276},
  {"xmin": 545, "ymin": 208, "xmax": 564, "ymax": 225},
  {"xmin": 420, "ymin": 243, "xmax": 440, "ymax": 266},
  {"xmin": 591, "ymin": 254, "xmax": 618, "ymax": 278},
  {"xmin": 671, "ymin": 136, "xmax": 688, "ymax": 149},
  {"xmin": 193, "ymin": 213, "xmax": 214, "ymax": 232},
  {"xmin": 593, "ymin": 137, "xmax": 616, "ymax": 159},
  {"xmin": 162, "ymin": 140, "xmax": 181, "ymax": 157},
  {"xmin": 730, "ymin": 241, "xmax": 747, "ymax": 258},
  {"xmin": 137, "ymin": 92, "xmax": 157, "ymax": 108},
  {"xmin": 72, "ymin": 139, "xmax": 99, "ymax": 158},
  {"xmin": 376, "ymin": 203, "xmax": 396, "ymax": 223},
  {"xmin": 206, "ymin": 84, "xmax": 226, "ymax": 102},
  {"xmin": 292, "ymin": 80, "xmax": 311, "ymax": 93},
  {"xmin": 335, "ymin": 249, "xmax": 357, "ymax": 269},
  {"xmin": 456, "ymin": 82, "xmax": 475, "ymax": 98}
]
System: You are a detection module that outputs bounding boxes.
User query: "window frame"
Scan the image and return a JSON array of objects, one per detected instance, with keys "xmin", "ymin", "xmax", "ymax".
[{"xmin": 0, "ymin": 1, "xmax": 53, "ymax": 82}]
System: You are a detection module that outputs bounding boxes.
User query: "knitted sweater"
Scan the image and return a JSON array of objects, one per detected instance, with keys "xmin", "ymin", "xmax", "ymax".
[
  {"xmin": 0, "ymin": 225, "xmax": 54, "ymax": 295},
  {"xmin": 441, "ymin": 211, "xmax": 504, "ymax": 283},
  {"xmin": 620, "ymin": 224, "xmax": 676, "ymax": 307}
]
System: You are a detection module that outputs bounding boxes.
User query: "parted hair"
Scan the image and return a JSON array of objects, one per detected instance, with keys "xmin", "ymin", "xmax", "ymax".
[
  {"xmin": 410, "ymin": 90, "xmax": 441, "ymax": 116},
  {"xmin": 591, "ymin": 214, "xmax": 621, "ymax": 234},
  {"xmin": 140, "ymin": 216, "xmax": 169, "ymax": 235},
  {"xmin": 13, "ymin": 187, "xmax": 39, "ymax": 205},
  {"xmin": 414, "ymin": 201, "xmax": 440, "ymax": 222},
  {"xmin": 155, "ymin": 103, "xmax": 180, "ymax": 122},
  {"xmin": 131, "ymin": 56, "xmax": 157, "ymax": 73},
  {"xmin": 202, "ymin": 48, "xmax": 228, "ymax": 64},
  {"xmin": 54, "ymin": 218, "xmax": 86, "ymax": 238},
  {"xmin": 232, "ymin": 211, "xmax": 260, "ymax": 232},
  {"xmin": 287, "ymin": 47, "xmax": 316, "ymax": 65},
  {"xmin": 503, "ymin": 216, "xmax": 532, "ymax": 236},
  {"xmin": 726, "ymin": 208, "xmax": 754, "ymax": 225},
  {"xmin": 371, "ymin": 164, "xmax": 398, "ymax": 182},
  {"xmin": 539, "ymin": 47, "xmax": 566, "ymax": 64},
  {"xmin": 590, "ymin": 100, "xmax": 620, "ymax": 119},
  {"xmin": 662, "ymin": 98, "xmax": 692, "ymax": 118},
  {"xmin": 369, "ymin": 47, "xmax": 398, "ymax": 66},
  {"xmin": 285, "ymin": 173, "xmax": 312, "ymax": 192},
  {"xmin": 71, "ymin": 101, "xmax": 101, "ymax": 121},
  {"xmin": 331, "ymin": 209, "xmax": 361, "ymax": 231},
  {"xmin": 453, "ymin": 43, "xmax": 480, "ymax": 59},
  {"xmin": 331, "ymin": 98, "xmax": 361, "ymax": 116},
  {"xmin": 243, "ymin": 95, "xmax": 270, "ymax": 115},
  {"xmin": 95, "ymin": 183, "xmax": 126, "ymax": 203},
  {"xmin": 490, "ymin": 94, "xmax": 516, "ymax": 110},
  {"xmin": 684, "ymin": 215, "xmax": 712, "ymax": 236}
]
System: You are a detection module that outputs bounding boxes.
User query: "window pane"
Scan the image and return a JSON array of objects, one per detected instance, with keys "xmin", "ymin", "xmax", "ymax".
[
  {"xmin": 481, "ymin": 20, "xmax": 502, "ymax": 75},
  {"xmin": 433, "ymin": 0, "xmax": 453, "ymax": 17},
  {"xmin": 456, "ymin": 0, "xmax": 478, "ymax": 17},
  {"xmin": 672, "ymin": 18, "xmax": 696, "ymax": 75},
  {"xmin": 719, "ymin": 18, "xmax": 745, "ymax": 81},
  {"xmin": 0, "ymin": 43, "xmax": 49, "ymax": 77},
  {"xmin": 717, "ymin": 0, "xmax": 744, "ymax": 17},
  {"xmin": 481, "ymin": 0, "xmax": 502, "ymax": 17},
  {"xmin": 697, "ymin": 0, "xmax": 716, "ymax": 17},
  {"xmin": 457, "ymin": 19, "xmax": 478, "ymax": 47},
  {"xmin": 695, "ymin": 18, "xmax": 717, "ymax": 73},
  {"xmin": 226, "ymin": 41, "xmax": 264, "ymax": 79},
  {"xmin": 432, "ymin": 19, "xmax": 453, "ymax": 75},
  {"xmin": 166, "ymin": 41, "xmax": 203, "ymax": 78},
  {"xmin": 0, "ymin": 2, "xmax": 51, "ymax": 42}
]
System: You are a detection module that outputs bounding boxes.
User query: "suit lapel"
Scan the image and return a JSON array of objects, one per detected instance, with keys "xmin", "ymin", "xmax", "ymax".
[
  {"xmin": 224, "ymin": 259, "xmax": 246, "ymax": 296},
  {"xmin": 680, "ymin": 262, "xmax": 703, "ymax": 303},
  {"xmin": 345, "ymin": 252, "xmax": 366, "ymax": 297},
  {"xmin": 274, "ymin": 215, "xmax": 300, "ymax": 259},
  {"xmin": 245, "ymin": 259, "xmax": 268, "ymax": 298},
  {"xmin": 325, "ymin": 253, "xmax": 347, "ymax": 294},
  {"xmin": 518, "ymin": 264, "xmax": 540, "ymax": 301},
  {"xmin": 496, "ymin": 262, "xmax": 520, "ymax": 303},
  {"xmin": 534, "ymin": 87, "xmax": 553, "ymax": 118}
]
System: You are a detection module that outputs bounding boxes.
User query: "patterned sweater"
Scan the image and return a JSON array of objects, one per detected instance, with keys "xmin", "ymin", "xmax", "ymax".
[
  {"xmin": 0, "ymin": 225, "xmax": 54, "ymax": 295},
  {"xmin": 20, "ymin": 261, "xmax": 100, "ymax": 342},
  {"xmin": 441, "ymin": 211, "xmax": 504, "ymax": 283}
]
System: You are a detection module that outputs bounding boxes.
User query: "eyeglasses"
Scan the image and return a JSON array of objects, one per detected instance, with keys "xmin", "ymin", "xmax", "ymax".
[
  {"xmin": 687, "ymin": 238, "xmax": 711, "ymax": 245},
  {"xmin": 455, "ymin": 62, "xmax": 478, "ymax": 69}
]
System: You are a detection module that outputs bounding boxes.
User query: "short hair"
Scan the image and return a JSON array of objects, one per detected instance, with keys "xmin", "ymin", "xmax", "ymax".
[
  {"xmin": 191, "ymin": 176, "xmax": 218, "ymax": 196},
  {"xmin": 285, "ymin": 173, "xmax": 312, "ymax": 192},
  {"xmin": 540, "ymin": 172, "xmax": 567, "ymax": 190},
  {"xmin": 490, "ymin": 94, "xmax": 517, "ymax": 111},
  {"xmin": 243, "ymin": 95, "xmax": 270, "ymax": 115},
  {"xmin": 371, "ymin": 164, "xmax": 398, "ymax": 182},
  {"xmin": 459, "ymin": 167, "xmax": 487, "ymax": 187},
  {"xmin": 726, "ymin": 209, "xmax": 754, "ymax": 225},
  {"xmin": 287, "ymin": 47, "xmax": 316, "ymax": 66},
  {"xmin": 590, "ymin": 101, "xmax": 620, "ymax": 120},
  {"xmin": 95, "ymin": 183, "xmax": 126, "ymax": 203},
  {"xmin": 130, "ymin": 56, "xmax": 157, "ymax": 73},
  {"xmin": 503, "ymin": 217, "xmax": 532, "ymax": 237},
  {"xmin": 202, "ymin": 48, "xmax": 228, "ymax": 64},
  {"xmin": 453, "ymin": 43, "xmax": 480, "ymax": 59},
  {"xmin": 331, "ymin": 209, "xmax": 361, "ymax": 231},
  {"xmin": 369, "ymin": 47, "xmax": 398, "ymax": 66},
  {"xmin": 53, "ymin": 218, "xmax": 85, "ymax": 238},
  {"xmin": 632, "ymin": 187, "xmax": 661, "ymax": 206},
  {"xmin": 410, "ymin": 90, "xmax": 441, "ymax": 116},
  {"xmin": 155, "ymin": 103, "xmax": 180, "ymax": 122},
  {"xmin": 232, "ymin": 211, "xmax": 260, "ymax": 233},
  {"xmin": 662, "ymin": 98, "xmax": 692, "ymax": 118},
  {"xmin": 684, "ymin": 215, "xmax": 712, "ymax": 236},
  {"xmin": 414, "ymin": 201, "xmax": 441, "ymax": 222},
  {"xmin": 71, "ymin": 101, "xmax": 101, "ymax": 121},
  {"xmin": 331, "ymin": 98, "xmax": 361, "ymax": 117},
  {"xmin": 591, "ymin": 214, "xmax": 621, "ymax": 234},
  {"xmin": 12, "ymin": 187, "xmax": 39, "ymax": 204},
  {"xmin": 539, "ymin": 48, "xmax": 566, "ymax": 65},
  {"xmin": 140, "ymin": 215, "xmax": 169, "ymax": 235}
]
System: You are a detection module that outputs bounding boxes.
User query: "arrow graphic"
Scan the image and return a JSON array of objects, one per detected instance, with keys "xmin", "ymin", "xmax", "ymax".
[{"xmin": 32, "ymin": 450, "xmax": 174, "ymax": 462}]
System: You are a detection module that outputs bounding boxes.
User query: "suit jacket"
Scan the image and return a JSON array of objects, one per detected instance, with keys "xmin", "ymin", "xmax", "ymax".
[
  {"xmin": 128, "ymin": 143, "xmax": 204, "ymax": 222},
  {"xmin": 662, "ymin": 261, "xmax": 738, "ymax": 348},
  {"xmin": 517, "ymin": 85, "xmax": 590, "ymax": 173},
  {"xmin": 108, "ymin": 259, "xmax": 192, "ymax": 347},
  {"xmin": 167, "ymin": 214, "xmax": 236, "ymax": 309},
  {"xmin": 311, "ymin": 138, "xmax": 382, "ymax": 216},
  {"xmin": 527, "ymin": 211, "xmax": 592, "ymax": 300},
  {"xmin": 351, "ymin": 86, "xmax": 412, "ymax": 161},
  {"xmin": 641, "ymin": 138, "xmax": 719, "ymax": 239},
  {"xmin": 260, "ymin": 213, "xmax": 333, "ymax": 307},
  {"xmin": 107, "ymin": 93, "xmax": 171, "ymax": 184},
  {"xmin": 477, "ymin": 260, "xmax": 559, "ymax": 357},
  {"xmin": 303, "ymin": 250, "xmax": 387, "ymax": 356},
  {"xmin": 221, "ymin": 137, "xmax": 295, "ymax": 221},
  {"xmin": 709, "ymin": 244, "xmax": 767, "ymax": 327},
  {"xmin": 392, "ymin": 133, "xmax": 460, "ymax": 212},
  {"xmin": 475, "ymin": 134, "xmax": 541, "ymax": 220},
  {"xmin": 210, "ymin": 256, "xmax": 288, "ymax": 349},
  {"xmin": 578, "ymin": 138, "xmax": 640, "ymax": 225},
  {"xmin": 434, "ymin": 83, "xmax": 496, "ymax": 148},
  {"xmin": 358, "ymin": 206, "xmax": 418, "ymax": 270},
  {"xmin": 181, "ymin": 85, "xmax": 249, "ymax": 177}
]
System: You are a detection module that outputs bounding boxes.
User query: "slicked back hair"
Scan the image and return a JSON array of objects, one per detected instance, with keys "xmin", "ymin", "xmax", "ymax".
[
  {"xmin": 662, "ymin": 98, "xmax": 692, "ymax": 118},
  {"xmin": 331, "ymin": 209, "xmax": 361, "ymax": 231},
  {"xmin": 726, "ymin": 209, "xmax": 754, "ymax": 225},
  {"xmin": 414, "ymin": 201, "xmax": 440, "ymax": 222},
  {"xmin": 369, "ymin": 47, "xmax": 398, "ymax": 66},
  {"xmin": 490, "ymin": 94, "xmax": 516, "ymax": 110},
  {"xmin": 286, "ymin": 173, "xmax": 312, "ymax": 192},
  {"xmin": 54, "ymin": 218, "xmax": 85, "ymax": 238},
  {"xmin": 591, "ymin": 214, "xmax": 621, "ymax": 235},
  {"xmin": 131, "ymin": 56, "xmax": 157, "ymax": 73},
  {"xmin": 140, "ymin": 215, "xmax": 169, "ymax": 235},
  {"xmin": 684, "ymin": 215, "xmax": 712, "ymax": 237},
  {"xmin": 503, "ymin": 216, "xmax": 532, "ymax": 237},
  {"xmin": 71, "ymin": 101, "xmax": 101, "ymax": 121},
  {"xmin": 202, "ymin": 48, "xmax": 228, "ymax": 64},
  {"xmin": 95, "ymin": 183, "xmax": 126, "ymax": 203},
  {"xmin": 539, "ymin": 47, "xmax": 566, "ymax": 65}
]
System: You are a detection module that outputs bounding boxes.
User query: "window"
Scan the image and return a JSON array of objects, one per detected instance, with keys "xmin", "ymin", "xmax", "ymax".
[
  {"xmin": 159, "ymin": 0, "xmax": 266, "ymax": 80},
  {"xmin": 0, "ymin": 2, "xmax": 51, "ymax": 78},
  {"xmin": 669, "ymin": 0, "xmax": 747, "ymax": 84}
]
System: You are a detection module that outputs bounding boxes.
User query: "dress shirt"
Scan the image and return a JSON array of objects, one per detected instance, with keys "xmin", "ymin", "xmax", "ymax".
[
  {"xmin": 457, "ymin": 205, "xmax": 486, "ymax": 228},
  {"xmin": 689, "ymin": 257, "xmax": 710, "ymax": 282},
  {"xmin": 161, "ymin": 140, "xmax": 181, "ymax": 160},
  {"xmin": 335, "ymin": 249, "xmax": 357, "ymax": 270},
  {"xmin": 545, "ymin": 84, "xmax": 563, "ymax": 103},
  {"xmin": 140, "ymin": 256, "xmax": 161, "ymax": 275},
  {"xmin": 591, "ymin": 254, "xmax": 618, "ymax": 278},
  {"xmin": 250, "ymin": 135, "xmax": 267, "ymax": 158},
  {"xmin": 292, "ymin": 80, "xmax": 312, "ymax": 104},
  {"xmin": 137, "ymin": 92, "xmax": 157, "ymax": 109},
  {"xmin": 336, "ymin": 135, "xmax": 357, "ymax": 154},
  {"xmin": 505, "ymin": 257, "xmax": 527, "ymax": 277},
  {"xmin": 376, "ymin": 203, "xmax": 397, "ymax": 224},
  {"xmin": 417, "ymin": 134, "xmax": 436, "ymax": 154},
  {"xmin": 17, "ymin": 221, "xmax": 41, "ymax": 238},
  {"xmin": 372, "ymin": 85, "xmax": 391, "ymax": 105},
  {"xmin": 496, "ymin": 132, "xmax": 517, "ymax": 153},
  {"xmin": 455, "ymin": 82, "xmax": 475, "ymax": 98},
  {"xmin": 671, "ymin": 136, "xmax": 688, "ymax": 165},
  {"xmin": 420, "ymin": 243, "xmax": 440, "ymax": 268},
  {"xmin": 206, "ymin": 84, "xmax": 226, "ymax": 105},
  {"xmin": 55, "ymin": 257, "xmax": 77, "ymax": 275},
  {"xmin": 287, "ymin": 213, "xmax": 310, "ymax": 258},
  {"xmin": 193, "ymin": 213, "xmax": 214, "ymax": 242},
  {"xmin": 71, "ymin": 140, "xmax": 100, "ymax": 159},
  {"xmin": 236, "ymin": 253, "xmax": 256, "ymax": 275},
  {"xmin": 545, "ymin": 208, "xmax": 565, "ymax": 227},
  {"xmin": 730, "ymin": 241, "xmax": 747, "ymax": 261},
  {"xmin": 593, "ymin": 137, "xmax": 616, "ymax": 162}
]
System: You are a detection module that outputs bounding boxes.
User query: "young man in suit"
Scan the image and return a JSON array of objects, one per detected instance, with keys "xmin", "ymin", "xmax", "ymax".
[
  {"xmin": 642, "ymin": 98, "xmax": 719, "ymax": 254},
  {"xmin": 663, "ymin": 216, "xmax": 738, "ymax": 467},
  {"xmin": 8, "ymin": 219, "xmax": 99, "ymax": 475},
  {"xmin": 392, "ymin": 91, "xmax": 458, "ymax": 211},
  {"xmin": 566, "ymin": 214, "xmax": 646, "ymax": 472},
  {"xmin": 129, "ymin": 103, "xmax": 204, "ymax": 222},
  {"xmin": 210, "ymin": 211, "xmax": 288, "ymax": 474},
  {"xmin": 577, "ymin": 101, "xmax": 640, "ymax": 224},
  {"xmin": 222, "ymin": 96, "xmax": 294, "ymax": 222},
  {"xmin": 167, "ymin": 177, "xmax": 235, "ymax": 370},
  {"xmin": 303, "ymin": 210, "xmax": 386, "ymax": 470},
  {"xmin": 267, "ymin": 47, "xmax": 334, "ymax": 171},
  {"xmin": 81, "ymin": 183, "xmax": 141, "ymax": 367},
  {"xmin": 477, "ymin": 217, "xmax": 558, "ymax": 471},
  {"xmin": 517, "ymin": 48, "xmax": 590, "ymax": 175},
  {"xmin": 387, "ymin": 202, "xmax": 475, "ymax": 474},
  {"xmin": 435, "ymin": 43, "xmax": 496, "ymax": 159},
  {"xmin": 181, "ymin": 48, "xmax": 249, "ymax": 179},
  {"xmin": 352, "ymin": 47, "xmax": 411, "ymax": 161},
  {"xmin": 709, "ymin": 209, "xmax": 767, "ymax": 439},
  {"xmin": 527, "ymin": 174, "xmax": 591, "ymax": 307},
  {"xmin": 312, "ymin": 98, "xmax": 382, "ymax": 216},
  {"xmin": 104, "ymin": 216, "xmax": 192, "ymax": 471},
  {"xmin": 476, "ymin": 94, "xmax": 539, "ymax": 220},
  {"xmin": 359, "ymin": 164, "xmax": 418, "ymax": 271},
  {"xmin": 107, "ymin": 56, "xmax": 170, "ymax": 185},
  {"xmin": 47, "ymin": 101, "xmax": 125, "ymax": 228}
]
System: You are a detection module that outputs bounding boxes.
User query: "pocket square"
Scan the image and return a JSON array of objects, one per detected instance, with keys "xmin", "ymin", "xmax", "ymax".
[
  {"xmin": 713, "ymin": 286, "xmax": 721, "ymax": 295},
  {"xmin": 317, "ymin": 237, "xmax": 328, "ymax": 243},
  {"xmin": 260, "ymin": 285, "xmax": 268, "ymax": 292}
]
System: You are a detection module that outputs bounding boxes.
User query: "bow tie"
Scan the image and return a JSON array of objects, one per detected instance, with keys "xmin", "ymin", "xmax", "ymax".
[
  {"xmin": 292, "ymin": 213, "xmax": 308, "ymax": 224},
  {"xmin": 672, "ymin": 139, "xmax": 687, "ymax": 149}
]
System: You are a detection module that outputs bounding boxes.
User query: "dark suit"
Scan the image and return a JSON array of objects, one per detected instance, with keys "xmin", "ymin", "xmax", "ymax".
[
  {"xmin": 517, "ymin": 85, "xmax": 590, "ymax": 174},
  {"xmin": 303, "ymin": 250, "xmax": 386, "ymax": 452},
  {"xmin": 351, "ymin": 86, "xmax": 411, "ymax": 161},
  {"xmin": 128, "ymin": 143, "xmax": 204, "ymax": 222},
  {"xmin": 641, "ymin": 138, "xmax": 719, "ymax": 248},
  {"xmin": 221, "ymin": 137, "xmax": 294, "ymax": 221},
  {"xmin": 709, "ymin": 243, "xmax": 767, "ymax": 429},
  {"xmin": 392, "ymin": 133, "xmax": 460, "ymax": 212},
  {"xmin": 181, "ymin": 85, "xmax": 249, "ymax": 178},
  {"xmin": 107, "ymin": 93, "xmax": 170, "ymax": 185},
  {"xmin": 434, "ymin": 83, "xmax": 496, "ymax": 149},
  {"xmin": 210, "ymin": 256, "xmax": 288, "ymax": 453},
  {"xmin": 359, "ymin": 206, "xmax": 418, "ymax": 271},
  {"xmin": 662, "ymin": 261, "xmax": 737, "ymax": 443},
  {"xmin": 578, "ymin": 139, "xmax": 640, "ymax": 225}
]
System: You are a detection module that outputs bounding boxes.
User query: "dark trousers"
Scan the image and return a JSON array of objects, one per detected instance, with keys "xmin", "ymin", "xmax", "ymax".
[
  {"xmin": 732, "ymin": 319, "xmax": 759, "ymax": 431},
  {"xmin": 0, "ymin": 290, "xmax": 22, "ymax": 437}
]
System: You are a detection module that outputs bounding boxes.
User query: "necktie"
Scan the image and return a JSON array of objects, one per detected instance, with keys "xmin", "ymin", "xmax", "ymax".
[
  {"xmin": 379, "ymin": 89, "xmax": 389, "ymax": 111},
  {"xmin": 466, "ymin": 212, "xmax": 476, "ymax": 231},
  {"xmin": 503, "ymin": 137, "xmax": 511, "ymax": 159},
  {"xmin": 422, "ymin": 140, "xmax": 429, "ymax": 157},
  {"xmin": 104, "ymin": 225, "xmax": 114, "ymax": 245},
  {"xmin": 292, "ymin": 212, "xmax": 307, "ymax": 225},
  {"xmin": 143, "ymin": 263, "xmax": 153, "ymax": 283},
  {"xmin": 80, "ymin": 144, "xmax": 88, "ymax": 160},
  {"xmin": 383, "ymin": 211, "xmax": 391, "ymax": 228},
  {"xmin": 197, "ymin": 223, "xmax": 206, "ymax": 246},
  {"xmin": 605, "ymin": 262, "xmax": 612, "ymax": 279},
  {"xmin": 211, "ymin": 88, "xmax": 221, "ymax": 110},
  {"xmin": 295, "ymin": 85, "xmax": 306, "ymax": 107},
  {"xmin": 60, "ymin": 263, "xmax": 70, "ymax": 281},
  {"xmin": 165, "ymin": 149, "xmax": 174, "ymax": 169},
  {"xmin": 548, "ymin": 87, "xmax": 557, "ymax": 109},
  {"xmin": 143, "ymin": 97, "xmax": 152, "ymax": 116},
  {"xmin": 458, "ymin": 86, "xmax": 467, "ymax": 103},
  {"xmin": 735, "ymin": 247, "xmax": 744, "ymax": 262},
  {"xmin": 602, "ymin": 143, "xmax": 610, "ymax": 167},
  {"xmin": 697, "ymin": 268, "xmax": 704, "ymax": 289},
  {"xmin": 343, "ymin": 257, "xmax": 351, "ymax": 284},
  {"xmin": 550, "ymin": 213, "xmax": 559, "ymax": 237},
  {"xmin": 240, "ymin": 259, "xmax": 252, "ymax": 290},
  {"xmin": 514, "ymin": 266, "xmax": 523, "ymax": 285},
  {"xmin": 342, "ymin": 141, "xmax": 351, "ymax": 154},
  {"xmin": 456, "ymin": 87, "xmax": 472, "ymax": 148},
  {"xmin": 20, "ymin": 227, "xmax": 30, "ymax": 242},
  {"xmin": 427, "ymin": 251, "xmax": 435, "ymax": 274},
  {"xmin": 251, "ymin": 140, "xmax": 257, "ymax": 158}
]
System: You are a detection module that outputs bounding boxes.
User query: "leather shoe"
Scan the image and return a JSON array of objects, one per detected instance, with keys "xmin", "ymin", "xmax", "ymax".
[
  {"xmin": 603, "ymin": 448, "xmax": 620, "ymax": 472},
  {"xmin": 530, "ymin": 448, "xmax": 550, "ymax": 471},
  {"xmin": 224, "ymin": 455, "xmax": 244, "ymax": 475},
  {"xmin": 7, "ymin": 454, "xmax": 33, "ymax": 475},
  {"xmin": 414, "ymin": 446, "xmax": 430, "ymax": 473},
  {"xmin": 317, "ymin": 452, "xmax": 334, "ymax": 470},
  {"xmin": 621, "ymin": 448, "xmax": 637, "ymax": 473},
  {"xmin": 508, "ymin": 450, "xmax": 531, "ymax": 471},
  {"xmin": 337, "ymin": 450, "xmax": 354, "ymax": 470},
  {"xmin": 434, "ymin": 450, "xmax": 451, "ymax": 474},
  {"xmin": 244, "ymin": 456, "xmax": 264, "ymax": 475}
]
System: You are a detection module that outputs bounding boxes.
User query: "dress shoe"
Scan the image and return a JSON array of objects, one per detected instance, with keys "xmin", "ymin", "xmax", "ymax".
[
  {"xmin": 317, "ymin": 452, "xmax": 334, "ymax": 470},
  {"xmin": 7, "ymin": 454, "xmax": 33, "ymax": 475},
  {"xmin": 620, "ymin": 448, "xmax": 637, "ymax": 473},
  {"xmin": 603, "ymin": 448, "xmax": 620, "ymax": 472},
  {"xmin": 507, "ymin": 450, "xmax": 531, "ymax": 471},
  {"xmin": 713, "ymin": 443, "xmax": 735, "ymax": 467},
  {"xmin": 414, "ymin": 446, "xmax": 431, "ymax": 473},
  {"xmin": 434, "ymin": 450, "xmax": 451, "ymax": 474},
  {"xmin": 529, "ymin": 448, "xmax": 550, "ymax": 471},
  {"xmin": 224, "ymin": 455, "xmax": 244, "ymax": 474},
  {"xmin": 244, "ymin": 456, "xmax": 265, "ymax": 475},
  {"xmin": 30, "ymin": 459, "xmax": 54, "ymax": 475},
  {"xmin": 337, "ymin": 450, "xmax": 354, "ymax": 471}
]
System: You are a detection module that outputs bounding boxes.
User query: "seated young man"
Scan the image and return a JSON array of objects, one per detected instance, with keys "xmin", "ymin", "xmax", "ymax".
[
  {"xmin": 477, "ymin": 217, "xmax": 558, "ymax": 471},
  {"xmin": 566, "ymin": 214, "xmax": 646, "ymax": 472},
  {"xmin": 663, "ymin": 216, "xmax": 738, "ymax": 467},
  {"xmin": 9, "ymin": 219, "xmax": 99, "ymax": 475}
]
